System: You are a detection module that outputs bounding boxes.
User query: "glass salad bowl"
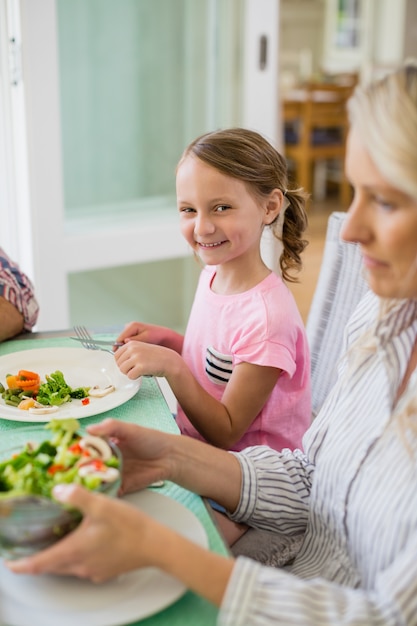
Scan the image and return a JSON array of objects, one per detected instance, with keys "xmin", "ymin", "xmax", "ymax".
[{"xmin": 0, "ymin": 419, "xmax": 122, "ymax": 560}]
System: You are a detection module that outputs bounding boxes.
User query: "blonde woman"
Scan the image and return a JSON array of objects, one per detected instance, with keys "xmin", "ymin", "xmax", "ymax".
[{"xmin": 8, "ymin": 61, "xmax": 417, "ymax": 625}]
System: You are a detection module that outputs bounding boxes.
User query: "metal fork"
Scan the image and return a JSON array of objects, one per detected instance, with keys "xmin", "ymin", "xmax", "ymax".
[{"xmin": 73, "ymin": 325, "xmax": 115, "ymax": 355}]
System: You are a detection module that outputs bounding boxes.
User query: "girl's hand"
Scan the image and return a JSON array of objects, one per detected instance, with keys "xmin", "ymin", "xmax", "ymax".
[
  {"xmin": 116, "ymin": 321, "xmax": 161, "ymax": 344},
  {"xmin": 116, "ymin": 322, "xmax": 184, "ymax": 353},
  {"xmin": 114, "ymin": 341, "xmax": 182, "ymax": 380}
]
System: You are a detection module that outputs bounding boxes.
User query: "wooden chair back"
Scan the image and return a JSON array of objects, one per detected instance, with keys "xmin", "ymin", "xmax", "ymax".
[{"xmin": 283, "ymin": 83, "xmax": 354, "ymax": 207}]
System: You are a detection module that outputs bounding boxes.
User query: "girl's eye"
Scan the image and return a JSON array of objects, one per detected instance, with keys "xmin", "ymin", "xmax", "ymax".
[
  {"xmin": 179, "ymin": 207, "xmax": 195, "ymax": 214},
  {"xmin": 215, "ymin": 205, "xmax": 231, "ymax": 213}
]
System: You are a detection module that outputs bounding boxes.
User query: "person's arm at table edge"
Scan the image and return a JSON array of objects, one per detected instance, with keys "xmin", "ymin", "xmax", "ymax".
[{"xmin": 0, "ymin": 295, "xmax": 25, "ymax": 341}]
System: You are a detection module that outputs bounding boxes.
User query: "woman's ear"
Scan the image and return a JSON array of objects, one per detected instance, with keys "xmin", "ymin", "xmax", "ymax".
[{"xmin": 264, "ymin": 189, "xmax": 284, "ymax": 225}]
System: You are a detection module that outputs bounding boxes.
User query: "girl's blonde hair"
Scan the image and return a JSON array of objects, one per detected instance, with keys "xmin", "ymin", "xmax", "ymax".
[{"xmin": 178, "ymin": 127, "xmax": 308, "ymax": 283}]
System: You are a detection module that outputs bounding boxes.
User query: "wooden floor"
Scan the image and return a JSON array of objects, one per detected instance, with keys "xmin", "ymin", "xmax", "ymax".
[{"xmin": 288, "ymin": 197, "xmax": 344, "ymax": 323}]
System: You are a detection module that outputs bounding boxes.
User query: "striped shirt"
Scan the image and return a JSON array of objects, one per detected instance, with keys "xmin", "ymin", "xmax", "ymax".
[
  {"xmin": 0, "ymin": 248, "xmax": 39, "ymax": 331},
  {"xmin": 220, "ymin": 292, "xmax": 417, "ymax": 625}
]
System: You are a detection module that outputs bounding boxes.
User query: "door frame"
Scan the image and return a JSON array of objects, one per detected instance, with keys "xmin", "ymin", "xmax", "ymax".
[{"xmin": 1, "ymin": 0, "xmax": 281, "ymax": 330}]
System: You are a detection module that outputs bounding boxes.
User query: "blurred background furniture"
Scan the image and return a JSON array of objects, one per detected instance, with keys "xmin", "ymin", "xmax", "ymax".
[{"xmin": 283, "ymin": 81, "xmax": 355, "ymax": 206}]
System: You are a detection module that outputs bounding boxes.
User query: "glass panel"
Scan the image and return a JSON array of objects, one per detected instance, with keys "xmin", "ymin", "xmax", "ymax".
[
  {"xmin": 56, "ymin": 0, "xmax": 243, "ymax": 219},
  {"xmin": 55, "ymin": 0, "xmax": 243, "ymax": 331}
]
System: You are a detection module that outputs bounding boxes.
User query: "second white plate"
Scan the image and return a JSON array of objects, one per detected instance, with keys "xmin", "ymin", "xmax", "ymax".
[
  {"xmin": 0, "ymin": 347, "xmax": 141, "ymax": 422},
  {"xmin": 0, "ymin": 490, "xmax": 208, "ymax": 626}
]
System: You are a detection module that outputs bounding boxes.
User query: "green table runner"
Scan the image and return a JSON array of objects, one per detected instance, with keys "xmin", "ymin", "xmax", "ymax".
[{"xmin": 0, "ymin": 336, "xmax": 228, "ymax": 626}]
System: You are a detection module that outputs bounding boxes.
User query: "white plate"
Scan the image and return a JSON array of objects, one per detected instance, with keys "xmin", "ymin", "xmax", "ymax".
[
  {"xmin": 0, "ymin": 347, "xmax": 141, "ymax": 422},
  {"xmin": 0, "ymin": 490, "xmax": 208, "ymax": 626}
]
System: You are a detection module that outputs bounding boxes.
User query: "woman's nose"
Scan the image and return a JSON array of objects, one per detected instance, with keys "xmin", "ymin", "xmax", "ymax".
[{"xmin": 340, "ymin": 192, "xmax": 370, "ymax": 245}]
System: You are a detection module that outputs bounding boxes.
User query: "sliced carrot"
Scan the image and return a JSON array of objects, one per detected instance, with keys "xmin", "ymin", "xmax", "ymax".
[
  {"xmin": 6, "ymin": 370, "xmax": 41, "ymax": 394},
  {"xmin": 18, "ymin": 370, "xmax": 40, "ymax": 381}
]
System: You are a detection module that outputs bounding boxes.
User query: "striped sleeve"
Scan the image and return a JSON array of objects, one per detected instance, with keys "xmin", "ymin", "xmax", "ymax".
[
  {"xmin": 219, "ymin": 532, "xmax": 417, "ymax": 626},
  {"xmin": 218, "ymin": 534, "xmax": 417, "ymax": 626},
  {"xmin": 229, "ymin": 446, "xmax": 313, "ymax": 534}
]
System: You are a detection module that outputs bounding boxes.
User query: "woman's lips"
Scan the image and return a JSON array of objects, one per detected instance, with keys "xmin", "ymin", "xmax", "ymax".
[{"xmin": 362, "ymin": 254, "xmax": 389, "ymax": 270}]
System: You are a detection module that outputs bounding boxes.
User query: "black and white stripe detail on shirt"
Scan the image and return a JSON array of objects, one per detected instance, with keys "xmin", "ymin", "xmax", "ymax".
[{"xmin": 205, "ymin": 345, "xmax": 233, "ymax": 385}]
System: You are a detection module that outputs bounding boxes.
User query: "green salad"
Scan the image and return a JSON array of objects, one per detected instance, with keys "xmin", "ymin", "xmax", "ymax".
[{"xmin": 0, "ymin": 419, "xmax": 120, "ymax": 500}]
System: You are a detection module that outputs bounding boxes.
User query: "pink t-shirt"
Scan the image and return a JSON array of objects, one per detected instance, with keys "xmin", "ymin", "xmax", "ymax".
[{"xmin": 176, "ymin": 266, "xmax": 311, "ymax": 452}]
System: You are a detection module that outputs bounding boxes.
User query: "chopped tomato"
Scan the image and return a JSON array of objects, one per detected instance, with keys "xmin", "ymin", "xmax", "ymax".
[
  {"xmin": 68, "ymin": 442, "xmax": 83, "ymax": 454},
  {"xmin": 81, "ymin": 459, "xmax": 106, "ymax": 471},
  {"xmin": 47, "ymin": 464, "xmax": 65, "ymax": 475},
  {"xmin": 81, "ymin": 398, "xmax": 90, "ymax": 406}
]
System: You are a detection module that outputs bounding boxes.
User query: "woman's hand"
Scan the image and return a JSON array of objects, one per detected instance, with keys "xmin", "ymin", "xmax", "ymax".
[
  {"xmin": 86, "ymin": 419, "xmax": 174, "ymax": 494},
  {"xmin": 5, "ymin": 418, "xmax": 241, "ymax": 595},
  {"xmin": 6, "ymin": 482, "xmax": 235, "ymax": 607},
  {"xmin": 6, "ymin": 484, "xmax": 167, "ymax": 581},
  {"xmin": 87, "ymin": 419, "xmax": 242, "ymax": 512}
]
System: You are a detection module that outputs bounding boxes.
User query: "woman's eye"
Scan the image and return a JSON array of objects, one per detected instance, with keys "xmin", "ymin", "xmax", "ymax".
[{"xmin": 373, "ymin": 196, "xmax": 395, "ymax": 211}]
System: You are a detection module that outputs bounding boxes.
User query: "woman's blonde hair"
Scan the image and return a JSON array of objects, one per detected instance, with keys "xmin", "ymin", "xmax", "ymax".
[
  {"xmin": 346, "ymin": 61, "xmax": 417, "ymax": 443},
  {"xmin": 347, "ymin": 60, "xmax": 417, "ymax": 201},
  {"xmin": 178, "ymin": 127, "xmax": 308, "ymax": 282}
]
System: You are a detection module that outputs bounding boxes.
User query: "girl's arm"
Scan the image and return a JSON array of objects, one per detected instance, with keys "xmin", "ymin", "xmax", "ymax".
[
  {"xmin": 171, "ymin": 361, "xmax": 281, "ymax": 448},
  {"xmin": 115, "ymin": 342, "xmax": 280, "ymax": 448}
]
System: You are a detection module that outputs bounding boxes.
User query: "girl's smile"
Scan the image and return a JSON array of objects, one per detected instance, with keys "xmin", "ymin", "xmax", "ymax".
[{"xmin": 197, "ymin": 240, "xmax": 228, "ymax": 248}]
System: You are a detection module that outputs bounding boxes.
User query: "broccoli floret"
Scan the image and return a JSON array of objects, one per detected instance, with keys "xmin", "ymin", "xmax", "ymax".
[
  {"xmin": 36, "ymin": 371, "xmax": 89, "ymax": 406},
  {"xmin": 69, "ymin": 387, "xmax": 90, "ymax": 399}
]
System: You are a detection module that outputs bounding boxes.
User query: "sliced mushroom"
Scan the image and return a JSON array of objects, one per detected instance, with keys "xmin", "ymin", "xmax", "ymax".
[
  {"xmin": 78, "ymin": 463, "xmax": 119, "ymax": 483},
  {"xmin": 79, "ymin": 435, "xmax": 112, "ymax": 461},
  {"xmin": 28, "ymin": 405, "xmax": 59, "ymax": 415},
  {"xmin": 88, "ymin": 385, "xmax": 115, "ymax": 398},
  {"xmin": 150, "ymin": 480, "xmax": 165, "ymax": 488}
]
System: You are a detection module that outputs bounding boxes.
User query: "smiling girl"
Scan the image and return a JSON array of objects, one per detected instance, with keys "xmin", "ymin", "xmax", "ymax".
[{"xmin": 114, "ymin": 129, "xmax": 311, "ymax": 458}]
